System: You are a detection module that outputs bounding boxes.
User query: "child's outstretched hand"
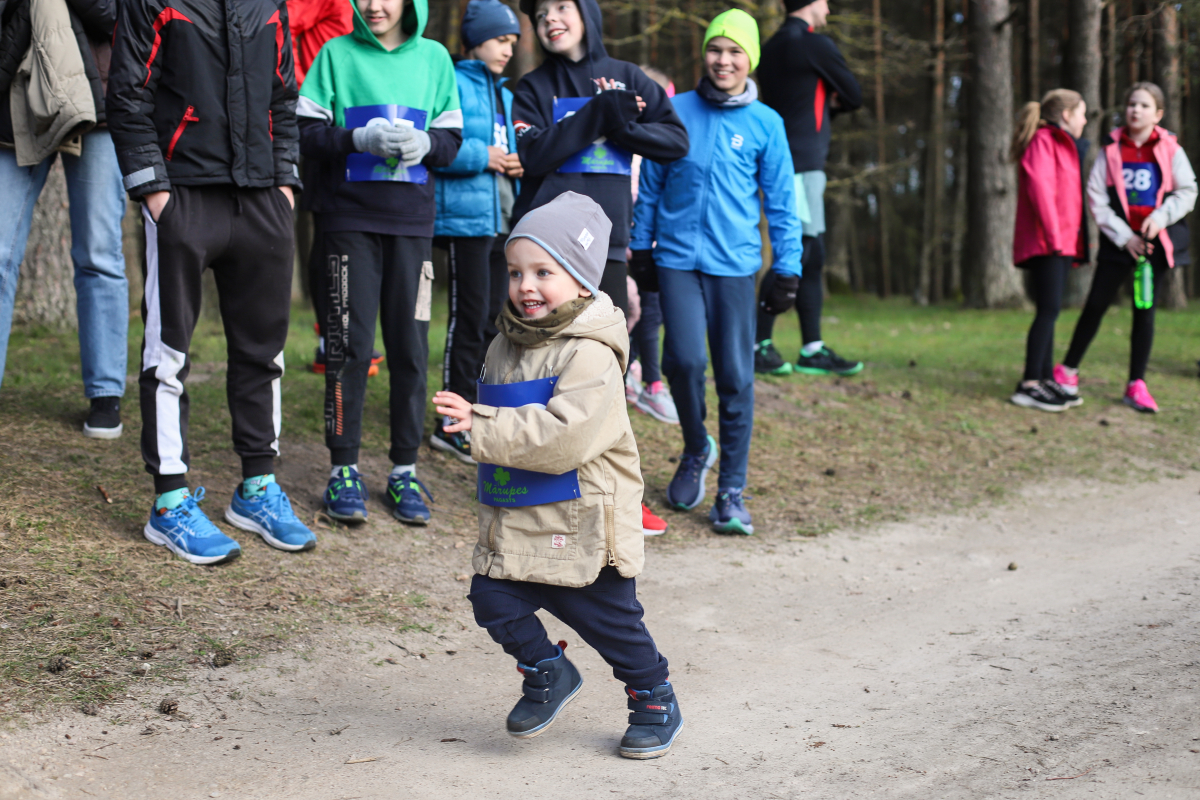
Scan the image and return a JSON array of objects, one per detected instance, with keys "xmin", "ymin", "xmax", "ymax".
[{"xmin": 433, "ymin": 391, "xmax": 473, "ymax": 433}]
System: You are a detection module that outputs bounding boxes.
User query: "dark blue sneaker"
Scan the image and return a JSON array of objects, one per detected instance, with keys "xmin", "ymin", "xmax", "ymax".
[
  {"xmin": 387, "ymin": 471, "xmax": 433, "ymax": 525},
  {"xmin": 709, "ymin": 487, "xmax": 754, "ymax": 535},
  {"xmin": 143, "ymin": 488, "xmax": 241, "ymax": 566},
  {"xmin": 619, "ymin": 682, "xmax": 684, "ymax": 759},
  {"xmin": 666, "ymin": 435, "xmax": 717, "ymax": 510},
  {"xmin": 225, "ymin": 482, "xmax": 317, "ymax": 552},
  {"xmin": 324, "ymin": 467, "xmax": 368, "ymax": 522},
  {"xmin": 507, "ymin": 642, "xmax": 583, "ymax": 738}
]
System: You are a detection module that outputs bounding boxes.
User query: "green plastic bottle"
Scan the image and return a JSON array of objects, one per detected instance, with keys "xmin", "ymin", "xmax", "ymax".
[{"xmin": 1133, "ymin": 256, "xmax": 1153, "ymax": 310}]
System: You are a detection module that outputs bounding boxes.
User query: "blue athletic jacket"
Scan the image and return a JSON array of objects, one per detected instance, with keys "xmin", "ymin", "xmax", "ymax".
[
  {"xmin": 434, "ymin": 57, "xmax": 517, "ymax": 238},
  {"xmin": 631, "ymin": 86, "xmax": 802, "ymax": 277}
]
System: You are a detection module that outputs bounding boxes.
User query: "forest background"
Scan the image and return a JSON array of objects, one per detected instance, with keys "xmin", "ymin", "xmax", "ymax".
[{"xmin": 11, "ymin": 0, "xmax": 1200, "ymax": 328}]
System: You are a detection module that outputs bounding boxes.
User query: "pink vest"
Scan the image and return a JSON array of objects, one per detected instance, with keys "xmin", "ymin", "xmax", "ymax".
[{"xmin": 1103, "ymin": 126, "xmax": 1180, "ymax": 267}]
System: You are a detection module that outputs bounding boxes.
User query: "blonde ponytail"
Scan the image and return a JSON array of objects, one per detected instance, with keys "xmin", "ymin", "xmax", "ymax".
[{"xmin": 1010, "ymin": 88, "xmax": 1085, "ymax": 162}]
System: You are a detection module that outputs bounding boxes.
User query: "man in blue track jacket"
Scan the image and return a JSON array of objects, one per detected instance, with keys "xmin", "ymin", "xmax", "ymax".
[{"xmin": 630, "ymin": 10, "xmax": 802, "ymax": 536}]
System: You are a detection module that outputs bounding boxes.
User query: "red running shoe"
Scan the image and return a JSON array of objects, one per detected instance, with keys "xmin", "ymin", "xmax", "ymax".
[{"xmin": 642, "ymin": 503, "xmax": 668, "ymax": 536}]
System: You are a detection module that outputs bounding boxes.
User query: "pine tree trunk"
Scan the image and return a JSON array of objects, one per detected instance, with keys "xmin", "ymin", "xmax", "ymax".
[
  {"xmin": 826, "ymin": 148, "xmax": 853, "ymax": 291},
  {"xmin": 918, "ymin": 0, "xmax": 947, "ymax": 305},
  {"xmin": 872, "ymin": 0, "xmax": 892, "ymax": 298},
  {"xmin": 965, "ymin": 0, "xmax": 1025, "ymax": 308},
  {"xmin": 14, "ymin": 159, "xmax": 77, "ymax": 330},
  {"xmin": 1064, "ymin": 0, "xmax": 1102, "ymax": 307},
  {"xmin": 1027, "ymin": 0, "xmax": 1039, "ymax": 100},
  {"xmin": 1154, "ymin": 3, "xmax": 1187, "ymax": 308}
]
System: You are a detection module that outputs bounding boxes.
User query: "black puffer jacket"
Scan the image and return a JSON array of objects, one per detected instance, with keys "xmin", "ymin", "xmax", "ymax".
[
  {"xmin": 106, "ymin": 0, "xmax": 301, "ymax": 197},
  {"xmin": 0, "ymin": 0, "xmax": 114, "ymax": 145}
]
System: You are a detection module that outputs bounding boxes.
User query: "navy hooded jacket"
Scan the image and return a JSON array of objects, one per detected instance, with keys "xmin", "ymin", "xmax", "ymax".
[{"xmin": 510, "ymin": 0, "xmax": 689, "ymax": 262}]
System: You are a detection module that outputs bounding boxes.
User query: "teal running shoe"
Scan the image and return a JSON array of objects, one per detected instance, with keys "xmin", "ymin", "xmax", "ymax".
[
  {"xmin": 754, "ymin": 340, "xmax": 793, "ymax": 376},
  {"xmin": 709, "ymin": 487, "xmax": 754, "ymax": 535},
  {"xmin": 143, "ymin": 488, "xmax": 241, "ymax": 565},
  {"xmin": 225, "ymin": 482, "xmax": 317, "ymax": 552}
]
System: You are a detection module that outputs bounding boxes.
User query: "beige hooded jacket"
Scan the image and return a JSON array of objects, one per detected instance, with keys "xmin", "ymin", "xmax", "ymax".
[{"xmin": 469, "ymin": 292, "xmax": 645, "ymax": 588}]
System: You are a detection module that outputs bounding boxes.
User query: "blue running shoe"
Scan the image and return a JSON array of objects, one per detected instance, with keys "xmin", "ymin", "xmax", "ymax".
[
  {"xmin": 225, "ymin": 482, "xmax": 317, "ymax": 552},
  {"xmin": 709, "ymin": 487, "xmax": 754, "ymax": 535},
  {"xmin": 666, "ymin": 435, "xmax": 717, "ymax": 510},
  {"xmin": 387, "ymin": 471, "xmax": 433, "ymax": 525},
  {"xmin": 324, "ymin": 467, "xmax": 368, "ymax": 522},
  {"xmin": 143, "ymin": 488, "xmax": 241, "ymax": 565}
]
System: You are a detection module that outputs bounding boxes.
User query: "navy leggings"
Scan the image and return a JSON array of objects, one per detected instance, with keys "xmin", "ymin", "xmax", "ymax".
[
  {"xmin": 628, "ymin": 290, "xmax": 663, "ymax": 384},
  {"xmin": 469, "ymin": 568, "xmax": 669, "ymax": 689}
]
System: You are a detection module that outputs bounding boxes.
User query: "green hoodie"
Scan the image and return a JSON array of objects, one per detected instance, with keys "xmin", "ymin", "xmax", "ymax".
[{"xmin": 296, "ymin": 0, "xmax": 463, "ymax": 236}]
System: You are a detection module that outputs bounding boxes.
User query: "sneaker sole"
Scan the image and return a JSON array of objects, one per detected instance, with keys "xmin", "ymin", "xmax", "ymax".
[
  {"xmin": 83, "ymin": 422, "xmax": 123, "ymax": 440},
  {"xmin": 429, "ymin": 433, "xmax": 476, "ymax": 465},
  {"xmin": 508, "ymin": 678, "xmax": 584, "ymax": 739},
  {"xmin": 667, "ymin": 436, "xmax": 718, "ymax": 511},
  {"xmin": 224, "ymin": 507, "xmax": 317, "ymax": 552},
  {"xmin": 795, "ymin": 363, "xmax": 865, "ymax": 377},
  {"xmin": 619, "ymin": 718, "xmax": 685, "ymax": 759},
  {"xmin": 142, "ymin": 523, "xmax": 241, "ymax": 565},
  {"xmin": 755, "ymin": 363, "xmax": 793, "ymax": 376},
  {"xmin": 1009, "ymin": 393, "xmax": 1066, "ymax": 412},
  {"xmin": 642, "ymin": 527, "xmax": 668, "ymax": 536},
  {"xmin": 1063, "ymin": 396, "xmax": 1084, "ymax": 408},
  {"xmin": 634, "ymin": 401, "xmax": 680, "ymax": 425},
  {"xmin": 392, "ymin": 507, "xmax": 430, "ymax": 526},
  {"xmin": 711, "ymin": 517, "xmax": 754, "ymax": 535},
  {"xmin": 324, "ymin": 506, "xmax": 368, "ymax": 523},
  {"xmin": 1123, "ymin": 397, "xmax": 1158, "ymax": 414}
]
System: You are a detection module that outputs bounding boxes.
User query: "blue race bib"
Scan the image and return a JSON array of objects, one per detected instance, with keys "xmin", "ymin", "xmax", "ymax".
[
  {"xmin": 476, "ymin": 377, "xmax": 582, "ymax": 507},
  {"xmin": 344, "ymin": 105, "xmax": 429, "ymax": 184},
  {"xmin": 552, "ymin": 97, "xmax": 632, "ymax": 175},
  {"xmin": 1122, "ymin": 161, "xmax": 1161, "ymax": 208},
  {"xmin": 493, "ymin": 113, "xmax": 509, "ymax": 152}
]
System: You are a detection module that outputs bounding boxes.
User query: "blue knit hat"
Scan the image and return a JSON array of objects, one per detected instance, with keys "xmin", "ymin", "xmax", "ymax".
[{"xmin": 462, "ymin": 0, "xmax": 521, "ymax": 51}]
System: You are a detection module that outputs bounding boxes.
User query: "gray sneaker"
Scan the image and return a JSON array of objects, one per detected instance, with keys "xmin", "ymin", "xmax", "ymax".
[{"xmin": 635, "ymin": 381, "xmax": 679, "ymax": 425}]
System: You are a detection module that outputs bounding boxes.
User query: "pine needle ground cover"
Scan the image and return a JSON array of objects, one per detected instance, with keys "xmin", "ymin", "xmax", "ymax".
[{"xmin": 1, "ymin": 294, "xmax": 1197, "ymax": 714}]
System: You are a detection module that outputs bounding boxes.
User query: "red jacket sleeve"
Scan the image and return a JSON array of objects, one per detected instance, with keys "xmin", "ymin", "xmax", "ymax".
[{"xmin": 1020, "ymin": 130, "xmax": 1067, "ymax": 254}]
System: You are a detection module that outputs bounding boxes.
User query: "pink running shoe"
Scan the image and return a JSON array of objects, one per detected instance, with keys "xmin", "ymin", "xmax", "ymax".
[
  {"xmin": 1123, "ymin": 379, "xmax": 1159, "ymax": 413},
  {"xmin": 625, "ymin": 361, "xmax": 643, "ymax": 405},
  {"xmin": 1052, "ymin": 364, "xmax": 1079, "ymax": 396},
  {"xmin": 636, "ymin": 381, "xmax": 680, "ymax": 425}
]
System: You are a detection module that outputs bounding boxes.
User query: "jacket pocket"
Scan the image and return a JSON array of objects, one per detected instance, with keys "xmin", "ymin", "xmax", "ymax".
[
  {"xmin": 166, "ymin": 105, "xmax": 200, "ymax": 161},
  {"xmin": 491, "ymin": 500, "xmax": 580, "ymax": 561}
]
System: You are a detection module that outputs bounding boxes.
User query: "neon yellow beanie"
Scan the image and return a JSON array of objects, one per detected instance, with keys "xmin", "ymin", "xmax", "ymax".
[{"xmin": 703, "ymin": 9, "xmax": 761, "ymax": 72}]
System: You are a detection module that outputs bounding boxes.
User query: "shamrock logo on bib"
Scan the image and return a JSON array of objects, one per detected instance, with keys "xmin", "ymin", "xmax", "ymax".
[{"xmin": 493, "ymin": 468, "xmax": 511, "ymax": 487}]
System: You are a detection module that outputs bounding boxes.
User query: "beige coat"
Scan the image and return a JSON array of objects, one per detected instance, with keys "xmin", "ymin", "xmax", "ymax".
[
  {"xmin": 10, "ymin": 0, "xmax": 95, "ymax": 166},
  {"xmin": 470, "ymin": 293, "xmax": 645, "ymax": 588}
]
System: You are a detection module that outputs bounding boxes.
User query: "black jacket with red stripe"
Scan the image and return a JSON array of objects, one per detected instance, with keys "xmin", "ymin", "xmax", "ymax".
[
  {"xmin": 106, "ymin": 0, "xmax": 301, "ymax": 198},
  {"xmin": 757, "ymin": 18, "xmax": 862, "ymax": 174}
]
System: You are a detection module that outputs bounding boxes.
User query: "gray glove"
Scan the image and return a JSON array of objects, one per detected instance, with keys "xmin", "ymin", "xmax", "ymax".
[
  {"xmin": 352, "ymin": 124, "xmax": 406, "ymax": 158},
  {"xmin": 396, "ymin": 126, "xmax": 432, "ymax": 167}
]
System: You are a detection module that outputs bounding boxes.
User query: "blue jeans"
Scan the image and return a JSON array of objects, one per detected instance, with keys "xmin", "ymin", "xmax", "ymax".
[
  {"xmin": 658, "ymin": 268, "xmax": 756, "ymax": 490},
  {"xmin": 0, "ymin": 129, "xmax": 129, "ymax": 396}
]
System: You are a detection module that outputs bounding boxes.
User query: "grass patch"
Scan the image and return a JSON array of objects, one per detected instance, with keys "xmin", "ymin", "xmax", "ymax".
[{"xmin": 2, "ymin": 290, "xmax": 1198, "ymax": 712}]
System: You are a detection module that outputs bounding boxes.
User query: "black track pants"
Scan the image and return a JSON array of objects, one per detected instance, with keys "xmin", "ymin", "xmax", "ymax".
[
  {"xmin": 138, "ymin": 185, "xmax": 294, "ymax": 494},
  {"xmin": 436, "ymin": 236, "xmax": 495, "ymax": 403},
  {"xmin": 321, "ymin": 229, "xmax": 432, "ymax": 467},
  {"xmin": 1022, "ymin": 255, "xmax": 1070, "ymax": 381},
  {"xmin": 1063, "ymin": 251, "xmax": 1170, "ymax": 382},
  {"xmin": 483, "ymin": 237, "xmax": 509, "ymax": 343},
  {"xmin": 756, "ymin": 234, "xmax": 825, "ymax": 345},
  {"xmin": 599, "ymin": 258, "xmax": 629, "ymax": 315}
]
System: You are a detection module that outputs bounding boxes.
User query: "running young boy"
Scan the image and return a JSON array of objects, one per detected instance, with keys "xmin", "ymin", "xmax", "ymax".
[
  {"xmin": 510, "ymin": 0, "xmax": 689, "ymax": 314},
  {"xmin": 108, "ymin": 0, "xmax": 316, "ymax": 564},
  {"xmin": 298, "ymin": 0, "xmax": 462, "ymax": 525},
  {"xmin": 432, "ymin": 192, "xmax": 683, "ymax": 760}
]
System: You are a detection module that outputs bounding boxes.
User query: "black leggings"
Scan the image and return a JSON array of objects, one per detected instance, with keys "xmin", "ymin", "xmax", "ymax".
[
  {"xmin": 1063, "ymin": 252, "xmax": 1170, "ymax": 382},
  {"xmin": 435, "ymin": 235, "xmax": 496, "ymax": 403},
  {"xmin": 756, "ymin": 234, "xmax": 825, "ymax": 345},
  {"xmin": 1022, "ymin": 256, "xmax": 1071, "ymax": 381}
]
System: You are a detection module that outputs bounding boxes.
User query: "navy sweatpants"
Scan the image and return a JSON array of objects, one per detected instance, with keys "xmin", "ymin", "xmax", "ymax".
[
  {"xmin": 659, "ymin": 268, "xmax": 757, "ymax": 490},
  {"xmin": 469, "ymin": 567, "xmax": 669, "ymax": 689}
]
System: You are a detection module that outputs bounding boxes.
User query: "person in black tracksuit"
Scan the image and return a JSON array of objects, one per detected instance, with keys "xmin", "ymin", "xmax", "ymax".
[
  {"xmin": 753, "ymin": 0, "xmax": 864, "ymax": 377},
  {"xmin": 107, "ymin": 0, "xmax": 304, "ymax": 508},
  {"xmin": 510, "ymin": 0, "xmax": 689, "ymax": 315}
]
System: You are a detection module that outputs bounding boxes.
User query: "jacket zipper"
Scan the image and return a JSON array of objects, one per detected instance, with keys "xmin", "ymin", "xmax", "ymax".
[
  {"xmin": 166, "ymin": 105, "xmax": 199, "ymax": 161},
  {"xmin": 268, "ymin": 109, "xmax": 273, "ymax": 141},
  {"xmin": 487, "ymin": 506, "xmax": 500, "ymax": 552},
  {"xmin": 605, "ymin": 505, "xmax": 617, "ymax": 567}
]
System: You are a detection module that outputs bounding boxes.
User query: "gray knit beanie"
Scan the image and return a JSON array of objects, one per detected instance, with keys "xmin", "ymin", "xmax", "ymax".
[{"xmin": 506, "ymin": 192, "xmax": 611, "ymax": 296}]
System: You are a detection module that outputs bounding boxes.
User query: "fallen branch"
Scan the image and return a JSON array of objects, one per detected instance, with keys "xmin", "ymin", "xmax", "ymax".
[
  {"xmin": 345, "ymin": 757, "xmax": 377, "ymax": 764},
  {"xmin": 1047, "ymin": 766, "xmax": 1093, "ymax": 781}
]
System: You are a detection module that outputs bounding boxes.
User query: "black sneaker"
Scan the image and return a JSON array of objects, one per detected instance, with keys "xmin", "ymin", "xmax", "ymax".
[
  {"xmin": 506, "ymin": 642, "xmax": 583, "ymax": 738},
  {"xmin": 430, "ymin": 423, "xmax": 476, "ymax": 465},
  {"xmin": 619, "ymin": 682, "xmax": 684, "ymax": 759},
  {"xmin": 753, "ymin": 339, "xmax": 792, "ymax": 375},
  {"xmin": 1009, "ymin": 382, "xmax": 1067, "ymax": 412},
  {"xmin": 795, "ymin": 345, "xmax": 864, "ymax": 376},
  {"xmin": 1044, "ymin": 380, "xmax": 1083, "ymax": 408},
  {"xmin": 83, "ymin": 397, "xmax": 123, "ymax": 439}
]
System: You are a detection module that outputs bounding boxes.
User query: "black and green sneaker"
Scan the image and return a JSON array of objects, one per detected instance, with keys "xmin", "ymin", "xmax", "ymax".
[
  {"xmin": 795, "ymin": 346, "xmax": 864, "ymax": 376},
  {"xmin": 430, "ymin": 423, "xmax": 476, "ymax": 465},
  {"xmin": 754, "ymin": 339, "xmax": 793, "ymax": 375}
]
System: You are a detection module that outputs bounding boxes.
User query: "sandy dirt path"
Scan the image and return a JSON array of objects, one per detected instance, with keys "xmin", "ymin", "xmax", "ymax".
[{"xmin": 2, "ymin": 476, "xmax": 1198, "ymax": 800}]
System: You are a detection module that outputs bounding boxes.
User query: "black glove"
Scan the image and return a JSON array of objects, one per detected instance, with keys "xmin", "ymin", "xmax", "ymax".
[
  {"xmin": 628, "ymin": 249, "xmax": 659, "ymax": 293},
  {"xmin": 759, "ymin": 271, "xmax": 800, "ymax": 315}
]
